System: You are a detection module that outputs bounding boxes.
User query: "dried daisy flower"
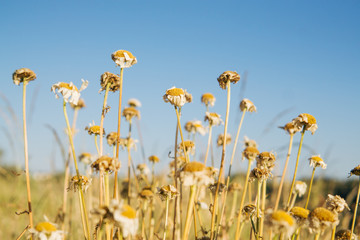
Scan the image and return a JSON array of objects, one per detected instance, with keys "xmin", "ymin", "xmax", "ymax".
[
  {"xmin": 242, "ymin": 146, "xmax": 260, "ymax": 161},
  {"xmin": 51, "ymin": 79, "xmax": 88, "ymax": 105},
  {"xmin": 157, "ymin": 185, "xmax": 179, "ymax": 201},
  {"xmin": 201, "ymin": 93, "xmax": 216, "ymax": 107},
  {"xmin": 91, "ymin": 156, "xmax": 120, "ymax": 172},
  {"xmin": 293, "ymin": 181, "xmax": 307, "ymax": 197},
  {"xmin": 111, "ymin": 50, "xmax": 137, "ymax": 68},
  {"xmin": 240, "ymin": 98, "xmax": 256, "ymax": 112},
  {"xmin": 308, "ymin": 207, "xmax": 339, "ymax": 234},
  {"xmin": 70, "ymin": 98, "xmax": 86, "ymax": 110},
  {"xmin": 68, "ymin": 175, "xmax": 92, "ymax": 192},
  {"xmin": 209, "ymin": 182, "xmax": 227, "ymax": 195},
  {"xmin": 326, "ymin": 194, "xmax": 350, "ymax": 213},
  {"xmin": 118, "ymin": 137, "xmax": 138, "ymax": 150},
  {"xmin": 178, "ymin": 140, "xmax": 195, "ymax": 155},
  {"xmin": 349, "ymin": 165, "xmax": 360, "ymax": 177},
  {"xmin": 13, "ymin": 68, "xmax": 36, "ymax": 85},
  {"xmin": 163, "ymin": 87, "xmax": 191, "ymax": 108},
  {"xmin": 217, "ymin": 133, "xmax": 232, "ymax": 147},
  {"xmin": 204, "ymin": 112, "xmax": 223, "ymax": 126},
  {"xmin": 335, "ymin": 229, "xmax": 358, "ymax": 240},
  {"xmin": 99, "ymin": 72, "xmax": 121, "ymax": 92},
  {"xmin": 243, "ymin": 136, "xmax": 258, "ymax": 148},
  {"xmin": 292, "ymin": 113, "xmax": 318, "ymax": 134},
  {"xmin": 184, "ymin": 120, "xmax": 207, "ymax": 135},
  {"xmin": 137, "ymin": 163, "xmax": 150, "ymax": 175},
  {"xmin": 279, "ymin": 121, "xmax": 302, "ymax": 135},
  {"xmin": 265, "ymin": 210, "xmax": 296, "ymax": 237},
  {"xmin": 256, "ymin": 151, "xmax": 276, "ymax": 170},
  {"xmin": 148, "ymin": 155, "xmax": 160, "ymax": 163},
  {"xmin": 309, "ymin": 155, "xmax": 327, "ymax": 169},
  {"xmin": 242, "ymin": 204, "xmax": 257, "ymax": 219},
  {"xmin": 248, "ymin": 167, "xmax": 272, "ymax": 183},
  {"xmin": 290, "ymin": 206, "xmax": 309, "ymax": 226},
  {"xmin": 29, "ymin": 221, "xmax": 64, "ymax": 240},
  {"xmin": 85, "ymin": 122, "xmax": 105, "ymax": 136},
  {"xmin": 180, "ymin": 161, "xmax": 215, "ymax": 186},
  {"xmin": 217, "ymin": 71, "xmax": 240, "ymax": 89},
  {"xmin": 169, "ymin": 155, "xmax": 187, "ymax": 169},
  {"xmin": 78, "ymin": 152, "xmax": 93, "ymax": 165},
  {"xmin": 128, "ymin": 98, "xmax": 141, "ymax": 108},
  {"xmin": 139, "ymin": 188, "xmax": 154, "ymax": 200},
  {"xmin": 106, "ymin": 132, "xmax": 118, "ymax": 146},
  {"xmin": 122, "ymin": 107, "xmax": 140, "ymax": 121}
]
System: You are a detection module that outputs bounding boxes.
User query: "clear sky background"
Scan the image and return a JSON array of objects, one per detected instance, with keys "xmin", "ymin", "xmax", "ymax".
[{"xmin": 0, "ymin": 1, "xmax": 359, "ymax": 180}]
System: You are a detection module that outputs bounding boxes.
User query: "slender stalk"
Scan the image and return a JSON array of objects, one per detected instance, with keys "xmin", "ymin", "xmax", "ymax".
[
  {"xmin": 172, "ymin": 123, "xmax": 180, "ymax": 240},
  {"xmin": 183, "ymin": 185, "xmax": 197, "ymax": 240},
  {"xmin": 216, "ymin": 109, "xmax": 246, "ymax": 237},
  {"xmin": 235, "ymin": 159, "xmax": 253, "ymax": 240},
  {"xmin": 114, "ymin": 67, "xmax": 124, "ymax": 200},
  {"xmin": 204, "ymin": 125, "xmax": 213, "ymax": 165},
  {"xmin": 350, "ymin": 176, "xmax": 360, "ymax": 240},
  {"xmin": 331, "ymin": 226, "xmax": 336, "ymax": 240},
  {"xmin": 256, "ymin": 180, "xmax": 262, "ymax": 240},
  {"xmin": 127, "ymin": 120, "xmax": 133, "ymax": 204},
  {"xmin": 304, "ymin": 167, "xmax": 316, "ymax": 209},
  {"xmin": 210, "ymin": 81, "xmax": 231, "ymax": 239},
  {"xmin": 314, "ymin": 233, "xmax": 320, "ymax": 240},
  {"xmin": 149, "ymin": 199, "xmax": 155, "ymax": 240},
  {"xmin": 22, "ymin": 82, "xmax": 33, "ymax": 231},
  {"xmin": 94, "ymin": 135, "xmax": 100, "ymax": 155},
  {"xmin": 16, "ymin": 225, "xmax": 30, "ymax": 240},
  {"xmin": 99, "ymin": 82, "xmax": 110, "ymax": 155},
  {"xmin": 286, "ymin": 128, "xmax": 305, "ymax": 210},
  {"xmin": 174, "ymin": 107, "xmax": 189, "ymax": 163},
  {"xmin": 229, "ymin": 190, "xmax": 238, "ymax": 224},
  {"xmin": 274, "ymin": 134, "xmax": 294, "ymax": 211},
  {"xmin": 163, "ymin": 197, "xmax": 170, "ymax": 240},
  {"xmin": 260, "ymin": 180, "xmax": 267, "ymax": 237},
  {"xmin": 63, "ymin": 101, "xmax": 90, "ymax": 239}
]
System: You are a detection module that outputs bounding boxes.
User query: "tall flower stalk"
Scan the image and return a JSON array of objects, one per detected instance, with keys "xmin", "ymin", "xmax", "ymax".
[
  {"xmin": 349, "ymin": 165, "xmax": 360, "ymax": 240},
  {"xmin": 13, "ymin": 68, "xmax": 36, "ymax": 234}
]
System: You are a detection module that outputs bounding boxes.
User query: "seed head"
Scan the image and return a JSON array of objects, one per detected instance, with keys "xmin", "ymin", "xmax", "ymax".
[
  {"xmin": 349, "ymin": 165, "xmax": 360, "ymax": 177},
  {"xmin": 326, "ymin": 194, "xmax": 350, "ymax": 213},
  {"xmin": 242, "ymin": 146, "xmax": 260, "ymax": 161},
  {"xmin": 12, "ymin": 68, "xmax": 36, "ymax": 85},
  {"xmin": 100, "ymin": 72, "xmax": 121, "ymax": 92},
  {"xmin": 217, "ymin": 71, "xmax": 240, "ymax": 89},
  {"xmin": 217, "ymin": 134, "xmax": 232, "ymax": 147},
  {"xmin": 279, "ymin": 121, "xmax": 302, "ymax": 135},
  {"xmin": 293, "ymin": 181, "xmax": 307, "ymax": 197},
  {"xmin": 157, "ymin": 184, "xmax": 179, "ymax": 201},
  {"xmin": 91, "ymin": 156, "xmax": 120, "ymax": 172},
  {"xmin": 240, "ymin": 98, "xmax": 256, "ymax": 112}
]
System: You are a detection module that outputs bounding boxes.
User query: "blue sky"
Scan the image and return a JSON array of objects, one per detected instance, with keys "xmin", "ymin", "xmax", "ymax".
[{"xmin": 0, "ymin": 1, "xmax": 359, "ymax": 179}]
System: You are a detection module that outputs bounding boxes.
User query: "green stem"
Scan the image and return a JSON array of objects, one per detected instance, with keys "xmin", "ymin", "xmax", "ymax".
[
  {"xmin": 304, "ymin": 167, "xmax": 316, "ymax": 209},
  {"xmin": 286, "ymin": 128, "xmax": 305, "ymax": 210}
]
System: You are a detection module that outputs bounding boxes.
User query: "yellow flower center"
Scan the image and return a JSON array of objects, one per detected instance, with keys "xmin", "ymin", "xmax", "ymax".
[
  {"xmin": 302, "ymin": 113, "xmax": 317, "ymax": 124},
  {"xmin": 140, "ymin": 189, "xmax": 153, "ymax": 197},
  {"xmin": 166, "ymin": 88, "xmax": 184, "ymax": 96},
  {"xmin": 311, "ymin": 207, "xmax": 336, "ymax": 222},
  {"xmin": 244, "ymin": 147, "xmax": 260, "ymax": 155},
  {"xmin": 58, "ymin": 82, "xmax": 78, "ymax": 91},
  {"xmin": 271, "ymin": 210, "xmax": 294, "ymax": 226},
  {"xmin": 290, "ymin": 207, "xmax": 310, "ymax": 219},
  {"xmin": 183, "ymin": 161, "xmax": 205, "ymax": 172},
  {"xmin": 149, "ymin": 155, "xmax": 159, "ymax": 162},
  {"xmin": 113, "ymin": 50, "xmax": 135, "ymax": 59},
  {"xmin": 35, "ymin": 222, "xmax": 57, "ymax": 232},
  {"xmin": 121, "ymin": 205, "xmax": 137, "ymax": 219},
  {"xmin": 311, "ymin": 156, "xmax": 324, "ymax": 163}
]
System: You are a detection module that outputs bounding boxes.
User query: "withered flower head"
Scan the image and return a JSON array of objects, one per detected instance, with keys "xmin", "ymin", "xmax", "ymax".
[
  {"xmin": 139, "ymin": 188, "xmax": 153, "ymax": 200},
  {"xmin": 326, "ymin": 194, "xmax": 350, "ymax": 213},
  {"xmin": 279, "ymin": 121, "xmax": 302, "ymax": 135},
  {"xmin": 201, "ymin": 93, "xmax": 216, "ymax": 107},
  {"xmin": 256, "ymin": 151, "xmax": 276, "ymax": 170},
  {"xmin": 293, "ymin": 181, "xmax": 307, "ymax": 197},
  {"xmin": 217, "ymin": 71, "xmax": 240, "ymax": 89},
  {"xmin": 91, "ymin": 156, "xmax": 120, "ymax": 172},
  {"xmin": 111, "ymin": 50, "xmax": 137, "ymax": 68},
  {"xmin": 180, "ymin": 161, "xmax": 215, "ymax": 186},
  {"xmin": 335, "ymin": 229, "xmax": 358, "ymax": 240},
  {"xmin": 178, "ymin": 140, "xmax": 195, "ymax": 155},
  {"xmin": 242, "ymin": 146, "xmax": 260, "ymax": 161},
  {"xmin": 106, "ymin": 132, "xmax": 118, "ymax": 146},
  {"xmin": 118, "ymin": 137, "xmax": 138, "ymax": 150},
  {"xmin": 265, "ymin": 210, "xmax": 296, "ymax": 238},
  {"xmin": 78, "ymin": 152, "xmax": 93, "ymax": 165},
  {"xmin": 184, "ymin": 120, "xmax": 207, "ymax": 135},
  {"xmin": 68, "ymin": 175, "xmax": 92, "ymax": 192},
  {"xmin": 136, "ymin": 163, "xmax": 150, "ymax": 175},
  {"xmin": 70, "ymin": 98, "xmax": 86, "ymax": 110},
  {"xmin": 148, "ymin": 155, "xmax": 160, "ymax": 163},
  {"xmin": 85, "ymin": 122, "xmax": 105, "ymax": 136},
  {"xmin": 240, "ymin": 98, "xmax": 256, "ymax": 112},
  {"xmin": 122, "ymin": 107, "xmax": 140, "ymax": 121},
  {"xmin": 204, "ymin": 112, "xmax": 223, "ymax": 126},
  {"xmin": 157, "ymin": 185, "xmax": 179, "ymax": 201},
  {"xmin": 128, "ymin": 98, "xmax": 141, "ymax": 108},
  {"xmin": 217, "ymin": 134, "xmax": 232, "ymax": 147},
  {"xmin": 13, "ymin": 68, "xmax": 36, "ymax": 85},
  {"xmin": 209, "ymin": 182, "xmax": 227, "ymax": 195},
  {"xmin": 51, "ymin": 79, "xmax": 88, "ymax": 105},
  {"xmin": 309, "ymin": 155, "xmax": 327, "ymax": 169},
  {"xmin": 290, "ymin": 206, "xmax": 309, "ymax": 226},
  {"xmin": 292, "ymin": 113, "xmax": 318, "ymax": 134},
  {"xmin": 308, "ymin": 207, "xmax": 339, "ymax": 234},
  {"xmin": 163, "ymin": 87, "xmax": 191, "ymax": 108},
  {"xmin": 249, "ymin": 167, "xmax": 272, "ymax": 183},
  {"xmin": 100, "ymin": 72, "xmax": 121, "ymax": 92},
  {"xmin": 244, "ymin": 136, "xmax": 258, "ymax": 148},
  {"xmin": 228, "ymin": 182, "xmax": 242, "ymax": 192}
]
